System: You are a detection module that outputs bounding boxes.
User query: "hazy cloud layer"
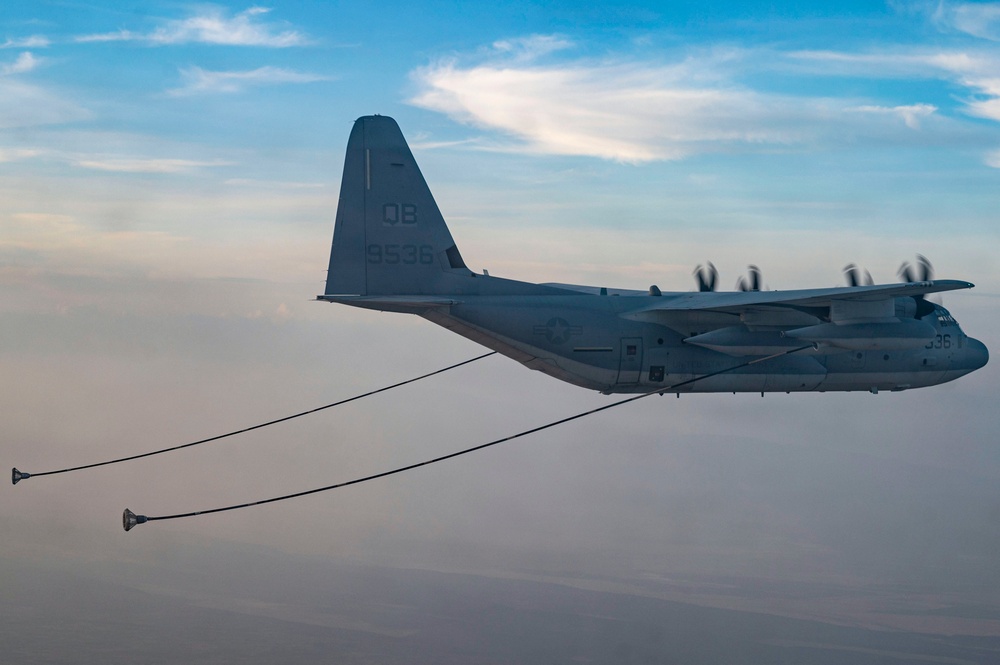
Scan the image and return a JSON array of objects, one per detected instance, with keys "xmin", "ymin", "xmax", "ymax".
[
  {"xmin": 0, "ymin": 148, "xmax": 41, "ymax": 162},
  {"xmin": 0, "ymin": 79, "xmax": 88, "ymax": 128}
]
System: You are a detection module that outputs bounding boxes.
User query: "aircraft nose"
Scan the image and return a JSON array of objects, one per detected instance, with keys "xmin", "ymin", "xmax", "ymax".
[{"xmin": 960, "ymin": 337, "xmax": 989, "ymax": 372}]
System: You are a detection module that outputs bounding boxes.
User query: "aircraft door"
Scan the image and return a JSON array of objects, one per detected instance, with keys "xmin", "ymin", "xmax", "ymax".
[{"xmin": 618, "ymin": 337, "xmax": 643, "ymax": 384}]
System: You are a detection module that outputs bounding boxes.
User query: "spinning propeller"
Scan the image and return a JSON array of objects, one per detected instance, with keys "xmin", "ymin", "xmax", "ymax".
[
  {"xmin": 736, "ymin": 265, "xmax": 763, "ymax": 292},
  {"xmin": 898, "ymin": 254, "xmax": 939, "ymax": 317},
  {"xmin": 842, "ymin": 263, "xmax": 874, "ymax": 287},
  {"xmin": 693, "ymin": 262, "xmax": 718, "ymax": 292},
  {"xmin": 898, "ymin": 254, "xmax": 933, "ymax": 284}
]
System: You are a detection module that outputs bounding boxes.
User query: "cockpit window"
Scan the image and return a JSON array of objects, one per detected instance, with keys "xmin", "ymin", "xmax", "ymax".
[{"xmin": 933, "ymin": 306, "xmax": 961, "ymax": 332}]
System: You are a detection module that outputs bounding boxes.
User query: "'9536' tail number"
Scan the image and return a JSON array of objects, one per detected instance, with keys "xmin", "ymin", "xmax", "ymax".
[{"xmin": 367, "ymin": 244, "xmax": 434, "ymax": 265}]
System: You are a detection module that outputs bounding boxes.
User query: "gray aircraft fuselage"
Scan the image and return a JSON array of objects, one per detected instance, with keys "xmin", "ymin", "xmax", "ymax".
[{"xmin": 320, "ymin": 116, "xmax": 988, "ymax": 395}]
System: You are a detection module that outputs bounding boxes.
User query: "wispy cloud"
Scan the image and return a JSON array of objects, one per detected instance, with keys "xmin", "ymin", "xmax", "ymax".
[
  {"xmin": 75, "ymin": 29, "xmax": 136, "ymax": 44},
  {"xmin": 825, "ymin": 46, "xmax": 1000, "ymax": 167},
  {"xmin": 71, "ymin": 156, "xmax": 231, "ymax": 173},
  {"xmin": 411, "ymin": 36, "xmax": 817, "ymax": 163},
  {"xmin": 962, "ymin": 77, "xmax": 1000, "ymax": 122},
  {"xmin": 490, "ymin": 34, "xmax": 574, "ymax": 62},
  {"xmin": 413, "ymin": 59, "xmax": 811, "ymax": 162},
  {"xmin": 0, "ymin": 144, "xmax": 231, "ymax": 173},
  {"xmin": 167, "ymin": 65, "xmax": 329, "ymax": 96},
  {"xmin": 224, "ymin": 178, "xmax": 325, "ymax": 189},
  {"xmin": 1, "ymin": 36, "xmax": 49, "ymax": 49},
  {"xmin": 792, "ymin": 49, "xmax": 1000, "ymax": 125},
  {"xmin": 1, "ymin": 52, "xmax": 40, "ymax": 75},
  {"xmin": 413, "ymin": 39, "xmax": 961, "ymax": 163},
  {"xmin": 849, "ymin": 103, "xmax": 937, "ymax": 128},
  {"xmin": 0, "ymin": 148, "xmax": 42, "ymax": 162},
  {"xmin": 408, "ymin": 137, "xmax": 484, "ymax": 151},
  {"xmin": 933, "ymin": 1, "xmax": 1000, "ymax": 41},
  {"xmin": 410, "ymin": 33, "xmax": 1000, "ymax": 165},
  {"xmin": 76, "ymin": 7, "xmax": 309, "ymax": 47},
  {"xmin": 0, "ymin": 78, "xmax": 88, "ymax": 129},
  {"xmin": 791, "ymin": 48, "xmax": 999, "ymax": 79}
]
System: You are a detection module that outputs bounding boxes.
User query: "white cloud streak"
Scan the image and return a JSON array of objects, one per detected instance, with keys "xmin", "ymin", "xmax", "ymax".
[
  {"xmin": 933, "ymin": 1, "xmax": 1000, "ymax": 41},
  {"xmin": 409, "ymin": 29, "xmax": 1000, "ymax": 164},
  {"xmin": 76, "ymin": 7, "xmax": 309, "ymax": 47},
  {"xmin": 849, "ymin": 103, "xmax": 937, "ymax": 128},
  {"xmin": 167, "ymin": 65, "xmax": 329, "ymax": 96},
  {"xmin": 1, "ymin": 52, "xmax": 40, "ymax": 75},
  {"xmin": 792, "ymin": 49, "xmax": 1000, "ymax": 125},
  {"xmin": 490, "ymin": 34, "xmax": 574, "ymax": 62},
  {"xmin": 963, "ymin": 77, "xmax": 1000, "ymax": 122},
  {"xmin": 75, "ymin": 29, "xmax": 136, "ymax": 44},
  {"xmin": 0, "ymin": 148, "xmax": 42, "ymax": 162},
  {"xmin": 411, "ymin": 57, "xmax": 824, "ymax": 162},
  {"xmin": 71, "ymin": 156, "xmax": 231, "ymax": 173},
  {"xmin": 1, "ymin": 36, "xmax": 49, "ymax": 49},
  {"xmin": 411, "ymin": 39, "xmax": 982, "ymax": 163}
]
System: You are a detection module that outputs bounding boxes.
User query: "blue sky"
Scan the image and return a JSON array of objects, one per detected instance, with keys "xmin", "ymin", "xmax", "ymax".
[
  {"xmin": 3, "ymin": 2, "xmax": 1000, "ymax": 657},
  {"xmin": 3, "ymin": 1, "xmax": 999, "ymax": 293}
]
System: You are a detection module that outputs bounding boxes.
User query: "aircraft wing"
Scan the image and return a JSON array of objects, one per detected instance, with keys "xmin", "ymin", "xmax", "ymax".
[{"xmin": 640, "ymin": 280, "xmax": 974, "ymax": 313}]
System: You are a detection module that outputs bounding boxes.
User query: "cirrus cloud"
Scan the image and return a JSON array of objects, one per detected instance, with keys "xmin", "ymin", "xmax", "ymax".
[
  {"xmin": 167, "ymin": 65, "xmax": 330, "ymax": 96},
  {"xmin": 410, "ymin": 58, "xmax": 815, "ymax": 163},
  {"xmin": 933, "ymin": 1, "xmax": 1000, "ymax": 41},
  {"xmin": 1, "ymin": 36, "xmax": 50, "ymax": 49},
  {"xmin": 0, "ymin": 78, "xmax": 88, "ymax": 129},
  {"xmin": 849, "ymin": 103, "xmax": 937, "ymax": 128},
  {"xmin": 409, "ymin": 36, "xmax": 1000, "ymax": 165},
  {"xmin": 71, "ymin": 156, "xmax": 232, "ymax": 173},
  {"xmin": 1, "ymin": 52, "xmax": 40, "ymax": 76},
  {"xmin": 76, "ymin": 6, "xmax": 309, "ymax": 47},
  {"xmin": 0, "ymin": 148, "xmax": 42, "ymax": 162},
  {"xmin": 792, "ymin": 48, "xmax": 1000, "ymax": 147}
]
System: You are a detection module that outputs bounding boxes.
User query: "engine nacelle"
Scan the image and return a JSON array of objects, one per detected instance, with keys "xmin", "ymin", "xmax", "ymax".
[
  {"xmin": 685, "ymin": 325, "xmax": 820, "ymax": 356},
  {"xmin": 782, "ymin": 319, "xmax": 936, "ymax": 350}
]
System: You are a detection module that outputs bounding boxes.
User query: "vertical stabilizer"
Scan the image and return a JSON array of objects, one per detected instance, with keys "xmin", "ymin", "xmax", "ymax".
[{"xmin": 324, "ymin": 115, "xmax": 468, "ymax": 296}]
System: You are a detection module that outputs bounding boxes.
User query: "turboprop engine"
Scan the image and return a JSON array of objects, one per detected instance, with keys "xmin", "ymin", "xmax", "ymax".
[{"xmin": 781, "ymin": 319, "xmax": 936, "ymax": 350}]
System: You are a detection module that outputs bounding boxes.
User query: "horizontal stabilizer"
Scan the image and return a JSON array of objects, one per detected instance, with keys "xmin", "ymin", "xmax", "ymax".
[{"xmin": 317, "ymin": 294, "xmax": 460, "ymax": 313}]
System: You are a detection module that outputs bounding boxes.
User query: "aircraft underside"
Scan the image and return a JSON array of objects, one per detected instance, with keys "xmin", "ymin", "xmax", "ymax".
[{"xmin": 418, "ymin": 296, "xmax": 987, "ymax": 395}]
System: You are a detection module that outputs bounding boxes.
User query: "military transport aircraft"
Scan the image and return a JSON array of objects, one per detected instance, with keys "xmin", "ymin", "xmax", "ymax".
[{"xmin": 319, "ymin": 115, "xmax": 988, "ymax": 395}]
